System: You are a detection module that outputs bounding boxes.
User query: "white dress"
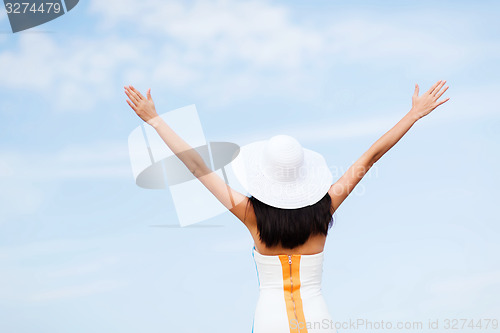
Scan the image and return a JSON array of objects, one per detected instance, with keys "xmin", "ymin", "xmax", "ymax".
[{"xmin": 251, "ymin": 245, "xmax": 338, "ymax": 333}]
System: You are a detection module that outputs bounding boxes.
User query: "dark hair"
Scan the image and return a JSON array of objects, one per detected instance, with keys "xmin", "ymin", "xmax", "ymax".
[{"xmin": 248, "ymin": 192, "xmax": 335, "ymax": 249}]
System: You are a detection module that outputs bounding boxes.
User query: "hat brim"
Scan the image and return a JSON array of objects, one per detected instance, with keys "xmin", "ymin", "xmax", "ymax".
[{"xmin": 230, "ymin": 140, "xmax": 333, "ymax": 209}]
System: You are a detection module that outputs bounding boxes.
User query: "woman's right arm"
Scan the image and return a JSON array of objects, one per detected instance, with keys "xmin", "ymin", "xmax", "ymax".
[
  {"xmin": 124, "ymin": 85, "xmax": 255, "ymax": 228},
  {"xmin": 329, "ymin": 80, "xmax": 450, "ymax": 212}
]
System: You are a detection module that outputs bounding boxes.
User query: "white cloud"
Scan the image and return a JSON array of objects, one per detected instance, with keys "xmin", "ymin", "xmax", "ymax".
[
  {"xmin": 87, "ymin": 0, "xmax": 497, "ymax": 109},
  {"xmin": 1, "ymin": 0, "xmax": 498, "ymax": 112},
  {"xmin": 89, "ymin": 0, "xmax": 498, "ymax": 73},
  {"xmin": 87, "ymin": 0, "xmax": 320, "ymax": 105},
  {"xmin": 0, "ymin": 33, "xmax": 142, "ymax": 112},
  {"xmin": 0, "ymin": 33, "xmax": 57, "ymax": 89},
  {"xmin": 89, "ymin": 0, "xmax": 323, "ymax": 69}
]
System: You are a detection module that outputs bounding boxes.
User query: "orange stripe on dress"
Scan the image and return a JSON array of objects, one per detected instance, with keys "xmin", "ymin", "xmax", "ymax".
[{"xmin": 279, "ymin": 255, "xmax": 308, "ymax": 333}]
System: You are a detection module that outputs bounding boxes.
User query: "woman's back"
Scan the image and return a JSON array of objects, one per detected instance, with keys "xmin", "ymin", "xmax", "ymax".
[
  {"xmin": 248, "ymin": 199, "xmax": 336, "ymax": 332},
  {"xmin": 252, "ymin": 244, "xmax": 337, "ymax": 333},
  {"xmin": 228, "ymin": 135, "xmax": 338, "ymax": 332}
]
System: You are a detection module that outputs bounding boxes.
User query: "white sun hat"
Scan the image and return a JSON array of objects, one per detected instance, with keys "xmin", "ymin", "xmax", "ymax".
[{"xmin": 230, "ymin": 134, "xmax": 333, "ymax": 209}]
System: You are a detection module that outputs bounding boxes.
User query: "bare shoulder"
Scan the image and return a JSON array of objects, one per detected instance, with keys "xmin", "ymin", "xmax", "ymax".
[{"xmin": 193, "ymin": 165, "xmax": 257, "ymax": 231}]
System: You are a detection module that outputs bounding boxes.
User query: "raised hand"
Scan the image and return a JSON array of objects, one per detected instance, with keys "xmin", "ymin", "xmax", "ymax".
[
  {"xmin": 410, "ymin": 80, "xmax": 450, "ymax": 120},
  {"xmin": 124, "ymin": 85, "xmax": 159, "ymax": 125}
]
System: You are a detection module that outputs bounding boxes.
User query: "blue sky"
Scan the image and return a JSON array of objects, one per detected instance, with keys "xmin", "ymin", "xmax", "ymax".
[{"xmin": 1, "ymin": 0, "xmax": 499, "ymax": 332}]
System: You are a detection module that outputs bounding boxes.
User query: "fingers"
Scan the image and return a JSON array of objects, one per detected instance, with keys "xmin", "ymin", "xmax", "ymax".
[
  {"xmin": 147, "ymin": 88, "xmax": 152, "ymax": 101},
  {"xmin": 124, "ymin": 88, "xmax": 139, "ymax": 105},
  {"xmin": 413, "ymin": 83, "xmax": 419, "ymax": 97},
  {"xmin": 435, "ymin": 85, "xmax": 449, "ymax": 99},
  {"xmin": 431, "ymin": 80, "xmax": 446, "ymax": 96},
  {"xmin": 126, "ymin": 99, "xmax": 137, "ymax": 111},
  {"xmin": 435, "ymin": 97, "xmax": 450, "ymax": 107},
  {"xmin": 426, "ymin": 80, "xmax": 442, "ymax": 95},
  {"xmin": 129, "ymin": 85, "xmax": 145, "ymax": 100},
  {"xmin": 128, "ymin": 87, "xmax": 141, "ymax": 102}
]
